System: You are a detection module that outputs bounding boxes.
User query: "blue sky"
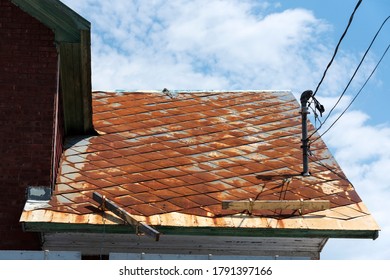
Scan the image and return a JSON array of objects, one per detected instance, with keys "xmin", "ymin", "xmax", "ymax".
[{"xmin": 62, "ymin": 0, "xmax": 390, "ymax": 259}]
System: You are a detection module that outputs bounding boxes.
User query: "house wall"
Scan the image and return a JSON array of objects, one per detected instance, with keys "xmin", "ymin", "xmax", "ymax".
[
  {"xmin": 0, "ymin": 0, "xmax": 62, "ymax": 249},
  {"xmin": 42, "ymin": 232, "xmax": 325, "ymax": 260}
]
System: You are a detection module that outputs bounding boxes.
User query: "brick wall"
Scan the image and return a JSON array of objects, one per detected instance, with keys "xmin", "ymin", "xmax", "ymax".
[{"xmin": 0, "ymin": 0, "xmax": 61, "ymax": 249}]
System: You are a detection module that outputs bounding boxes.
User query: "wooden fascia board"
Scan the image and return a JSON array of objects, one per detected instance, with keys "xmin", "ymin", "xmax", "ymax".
[
  {"xmin": 59, "ymin": 30, "xmax": 93, "ymax": 135},
  {"xmin": 80, "ymin": 30, "xmax": 94, "ymax": 134},
  {"xmin": 60, "ymin": 42, "xmax": 83, "ymax": 135},
  {"xmin": 22, "ymin": 222, "xmax": 379, "ymax": 240}
]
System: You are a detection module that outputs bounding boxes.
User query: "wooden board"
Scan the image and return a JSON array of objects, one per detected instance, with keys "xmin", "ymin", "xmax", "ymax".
[
  {"xmin": 59, "ymin": 36, "xmax": 93, "ymax": 135},
  {"xmin": 60, "ymin": 42, "xmax": 83, "ymax": 135},
  {"xmin": 92, "ymin": 192, "xmax": 160, "ymax": 241},
  {"xmin": 80, "ymin": 29, "xmax": 93, "ymax": 133},
  {"xmin": 222, "ymin": 200, "xmax": 331, "ymax": 211}
]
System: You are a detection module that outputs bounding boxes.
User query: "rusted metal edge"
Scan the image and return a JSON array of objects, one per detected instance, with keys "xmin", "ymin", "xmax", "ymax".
[
  {"xmin": 92, "ymin": 192, "xmax": 160, "ymax": 241},
  {"xmin": 222, "ymin": 199, "xmax": 331, "ymax": 212}
]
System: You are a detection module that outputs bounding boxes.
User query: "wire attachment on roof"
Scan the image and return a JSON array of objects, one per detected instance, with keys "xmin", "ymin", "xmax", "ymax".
[
  {"xmin": 98, "ymin": 195, "xmax": 106, "ymax": 211},
  {"xmin": 299, "ymin": 198, "xmax": 304, "ymax": 215},
  {"xmin": 312, "ymin": 96, "xmax": 325, "ymax": 117},
  {"xmin": 162, "ymin": 88, "xmax": 178, "ymax": 98},
  {"xmin": 248, "ymin": 198, "xmax": 254, "ymax": 215}
]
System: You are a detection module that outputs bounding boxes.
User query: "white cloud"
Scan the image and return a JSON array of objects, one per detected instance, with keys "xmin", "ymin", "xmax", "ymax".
[
  {"xmin": 63, "ymin": 0, "xmax": 333, "ymax": 91},
  {"xmin": 61, "ymin": 0, "xmax": 390, "ymax": 259},
  {"xmin": 320, "ymin": 108, "xmax": 390, "ymax": 259},
  {"xmin": 60, "ymin": 0, "xmax": 376, "ymax": 93},
  {"xmin": 325, "ymin": 111, "xmax": 390, "ymax": 165}
]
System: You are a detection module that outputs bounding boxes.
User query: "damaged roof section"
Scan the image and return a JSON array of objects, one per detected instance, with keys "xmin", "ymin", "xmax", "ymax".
[{"xmin": 21, "ymin": 90, "xmax": 379, "ymax": 239}]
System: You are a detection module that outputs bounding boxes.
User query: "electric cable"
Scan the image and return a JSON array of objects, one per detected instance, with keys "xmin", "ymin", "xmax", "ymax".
[
  {"xmin": 309, "ymin": 96, "xmax": 325, "ymax": 129},
  {"xmin": 315, "ymin": 43, "xmax": 390, "ymax": 141},
  {"xmin": 310, "ymin": 38, "xmax": 390, "ymax": 186},
  {"xmin": 312, "ymin": 0, "xmax": 362, "ymax": 98},
  {"xmin": 308, "ymin": 15, "xmax": 390, "ymax": 140}
]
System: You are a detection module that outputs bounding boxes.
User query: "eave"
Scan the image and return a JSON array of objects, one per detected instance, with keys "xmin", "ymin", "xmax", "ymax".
[
  {"xmin": 20, "ymin": 202, "xmax": 380, "ymax": 240},
  {"xmin": 11, "ymin": 0, "xmax": 90, "ymax": 42}
]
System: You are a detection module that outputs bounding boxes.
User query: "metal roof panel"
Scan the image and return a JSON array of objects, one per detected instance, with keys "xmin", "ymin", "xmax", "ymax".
[{"xmin": 20, "ymin": 90, "xmax": 379, "ymax": 238}]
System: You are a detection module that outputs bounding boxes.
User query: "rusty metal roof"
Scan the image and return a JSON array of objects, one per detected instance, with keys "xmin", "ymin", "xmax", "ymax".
[{"xmin": 20, "ymin": 90, "xmax": 379, "ymax": 238}]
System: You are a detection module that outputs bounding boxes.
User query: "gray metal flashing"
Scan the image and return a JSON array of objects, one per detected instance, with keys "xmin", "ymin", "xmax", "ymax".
[
  {"xmin": 26, "ymin": 186, "xmax": 52, "ymax": 201},
  {"xmin": 24, "ymin": 186, "xmax": 52, "ymax": 211}
]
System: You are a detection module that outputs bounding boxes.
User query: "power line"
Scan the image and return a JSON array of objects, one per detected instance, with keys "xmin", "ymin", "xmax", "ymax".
[
  {"xmin": 308, "ymin": 95, "xmax": 325, "ymax": 129},
  {"xmin": 316, "ymin": 15, "xmax": 390, "ymax": 130},
  {"xmin": 312, "ymin": 0, "xmax": 362, "ymax": 98},
  {"xmin": 308, "ymin": 15, "xmax": 390, "ymax": 141},
  {"xmin": 313, "ymin": 42, "xmax": 390, "ymax": 141}
]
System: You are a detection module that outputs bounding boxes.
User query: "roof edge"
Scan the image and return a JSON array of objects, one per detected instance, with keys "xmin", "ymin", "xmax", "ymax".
[
  {"xmin": 21, "ymin": 222, "xmax": 379, "ymax": 240},
  {"xmin": 95, "ymin": 89, "xmax": 293, "ymax": 94},
  {"xmin": 11, "ymin": 0, "xmax": 90, "ymax": 42}
]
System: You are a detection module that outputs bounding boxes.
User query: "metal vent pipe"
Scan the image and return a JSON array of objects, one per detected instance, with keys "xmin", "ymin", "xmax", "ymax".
[{"xmin": 300, "ymin": 90, "xmax": 313, "ymax": 176}]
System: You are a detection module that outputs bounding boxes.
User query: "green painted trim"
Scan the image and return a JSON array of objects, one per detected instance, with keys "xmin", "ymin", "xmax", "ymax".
[
  {"xmin": 22, "ymin": 222, "xmax": 135, "ymax": 234},
  {"xmin": 22, "ymin": 222, "xmax": 379, "ymax": 240}
]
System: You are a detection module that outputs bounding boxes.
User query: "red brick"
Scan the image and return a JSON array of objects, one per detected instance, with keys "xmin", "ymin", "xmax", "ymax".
[{"xmin": 0, "ymin": 0, "xmax": 62, "ymax": 250}]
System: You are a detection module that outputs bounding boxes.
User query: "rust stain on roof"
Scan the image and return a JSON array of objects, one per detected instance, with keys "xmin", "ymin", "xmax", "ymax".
[{"xmin": 21, "ymin": 90, "xmax": 378, "ymax": 232}]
